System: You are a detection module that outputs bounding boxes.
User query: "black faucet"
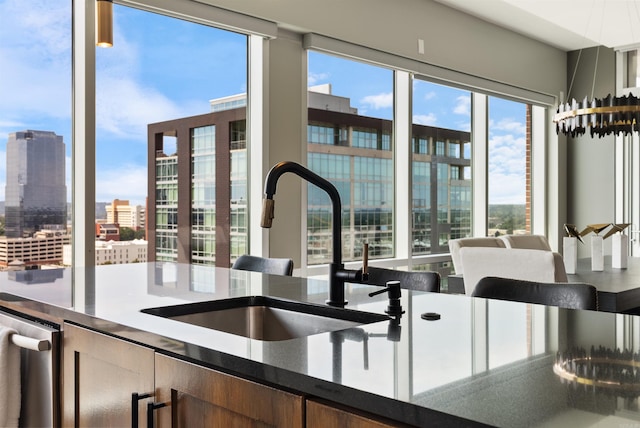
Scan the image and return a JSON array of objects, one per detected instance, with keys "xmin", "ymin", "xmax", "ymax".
[{"xmin": 261, "ymin": 161, "xmax": 368, "ymax": 307}]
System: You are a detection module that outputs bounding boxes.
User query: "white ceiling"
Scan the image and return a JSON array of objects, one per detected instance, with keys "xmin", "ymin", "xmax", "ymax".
[{"xmin": 433, "ymin": 0, "xmax": 640, "ymax": 52}]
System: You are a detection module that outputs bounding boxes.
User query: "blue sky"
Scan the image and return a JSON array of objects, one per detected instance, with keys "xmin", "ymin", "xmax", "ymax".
[{"xmin": 0, "ymin": 0, "xmax": 527, "ymax": 206}]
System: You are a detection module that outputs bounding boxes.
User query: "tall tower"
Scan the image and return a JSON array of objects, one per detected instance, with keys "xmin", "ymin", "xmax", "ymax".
[{"xmin": 5, "ymin": 130, "xmax": 67, "ymax": 238}]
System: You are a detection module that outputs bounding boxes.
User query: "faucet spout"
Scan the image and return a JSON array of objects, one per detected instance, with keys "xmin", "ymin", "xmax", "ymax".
[
  {"xmin": 261, "ymin": 161, "xmax": 366, "ymax": 307},
  {"xmin": 262, "ymin": 161, "xmax": 343, "ymax": 265}
]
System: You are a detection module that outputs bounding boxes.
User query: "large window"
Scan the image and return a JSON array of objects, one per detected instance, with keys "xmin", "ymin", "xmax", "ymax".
[
  {"xmin": 411, "ymin": 79, "xmax": 471, "ymax": 256},
  {"xmin": 0, "ymin": 0, "xmax": 71, "ymax": 268},
  {"xmin": 488, "ymin": 97, "xmax": 529, "ymax": 236},
  {"xmin": 307, "ymin": 52, "xmax": 394, "ymax": 265},
  {"xmin": 97, "ymin": 5, "xmax": 248, "ymax": 267}
]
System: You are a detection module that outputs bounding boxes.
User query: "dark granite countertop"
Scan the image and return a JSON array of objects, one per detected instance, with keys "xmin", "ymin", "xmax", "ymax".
[{"xmin": 0, "ymin": 263, "xmax": 637, "ymax": 427}]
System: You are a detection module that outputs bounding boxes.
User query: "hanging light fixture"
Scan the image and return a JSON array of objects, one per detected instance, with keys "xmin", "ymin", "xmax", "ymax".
[
  {"xmin": 96, "ymin": 0, "xmax": 113, "ymax": 48},
  {"xmin": 554, "ymin": 0, "xmax": 640, "ymax": 138},
  {"xmin": 553, "ymin": 46, "xmax": 640, "ymax": 138},
  {"xmin": 554, "ymin": 92, "xmax": 640, "ymax": 138}
]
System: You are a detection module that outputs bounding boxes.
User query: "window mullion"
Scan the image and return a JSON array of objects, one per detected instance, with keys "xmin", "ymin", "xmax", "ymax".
[
  {"xmin": 471, "ymin": 93, "xmax": 488, "ymax": 236},
  {"xmin": 395, "ymin": 71, "xmax": 411, "ymax": 262},
  {"xmin": 72, "ymin": 0, "xmax": 97, "ymax": 268}
]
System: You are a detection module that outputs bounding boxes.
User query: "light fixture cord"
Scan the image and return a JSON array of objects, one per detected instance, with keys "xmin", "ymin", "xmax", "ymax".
[
  {"xmin": 567, "ymin": 49, "xmax": 582, "ymax": 101},
  {"xmin": 590, "ymin": 0, "xmax": 607, "ymax": 101},
  {"xmin": 591, "ymin": 46, "xmax": 600, "ymax": 101}
]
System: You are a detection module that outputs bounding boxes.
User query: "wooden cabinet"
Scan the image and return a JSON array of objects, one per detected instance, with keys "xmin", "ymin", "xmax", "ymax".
[
  {"xmin": 63, "ymin": 322, "xmax": 404, "ymax": 428},
  {"xmin": 306, "ymin": 399, "xmax": 410, "ymax": 428},
  {"xmin": 62, "ymin": 322, "xmax": 155, "ymax": 428},
  {"xmin": 153, "ymin": 353, "xmax": 304, "ymax": 427},
  {"xmin": 63, "ymin": 323, "xmax": 304, "ymax": 427}
]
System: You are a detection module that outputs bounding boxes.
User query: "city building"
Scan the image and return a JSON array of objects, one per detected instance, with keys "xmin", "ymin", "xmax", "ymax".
[
  {"xmin": 0, "ymin": 227, "xmax": 70, "ymax": 269},
  {"xmin": 147, "ymin": 101, "xmax": 248, "ymax": 267},
  {"xmin": 95, "ymin": 223, "xmax": 120, "ymax": 241},
  {"xmin": 306, "ymin": 85, "xmax": 472, "ymax": 264},
  {"xmin": 106, "ymin": 199, "xmax": 145, "ymax": 230},
  {"xmin": 62, "ymin": 239, "xmax": 148, "ymax": 266},
  {"xmin": 4, "ymin": 130, "xmax": 67, "ymax": 238},
  {"xmin": 147, "ymin": 90, "xmax": 470, "ymax": 267}
]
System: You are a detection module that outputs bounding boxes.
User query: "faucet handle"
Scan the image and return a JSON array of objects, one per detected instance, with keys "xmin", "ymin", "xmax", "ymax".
[
  {"xmin": 362, "ymin": 243, "xmax": 368, "ymax": 275},
  {"xmin": 261, "ymin": 199, "xmax": 275, "ymax": 228}
]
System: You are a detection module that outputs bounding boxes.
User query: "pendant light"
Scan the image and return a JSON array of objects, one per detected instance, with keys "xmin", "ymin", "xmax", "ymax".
[{"xmin": 96, "ymin": 0, "xmax": 113, "ymax": 48}]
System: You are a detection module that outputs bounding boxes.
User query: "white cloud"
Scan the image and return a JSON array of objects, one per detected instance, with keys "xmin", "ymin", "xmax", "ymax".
[
  {"xmin": 0, "ymin": 121, "xmax": 26, "ymax": 143},
  {"xmin": 0, "ymin": 1, "xmax": 70, "ymax": 57},
  {"xmin": 456, "ymin": 120, "xmax": 472, "ymax": 132},
  {"xmin": 487, "ymin": 172, "xmax": 526, "ymax": 204},
  {"xmin": 424, "ymin": 91, "xmax": 436, "ymax": 101},
  {"xmin": 413, "ymin": 113, "xmax": 438, "ymax": 126},
  {"xmin": 487, "ymin": 133, "xmax": 527, "ymax": 204},
  {"xmin": 453, "ymin": 95, "xmax": 470, "ymax": 115},
  {"xmin": 92, "ymin": 17, "xmax": 210, "ymax": 141},
  {"xmin": 96, "ymin": 165, "xmax": 148, "ymax": 205},
  {"xmin": 360, "ymin": 92, "xmax": 393, "ymax": 110},
  {"xmin": 0, "ymin": 47, "xmax": 71, "ymax": 125},
  {"xmin": 96, "ymin": 77, "xmax": 192, "ymax": 141},
  {"xmin": 491, "ymin": 118, "xmax": 526, "ymax": 135},
  {"xmin": 308, "ymin": 72, "xmax": 330, "ymax": 86}
]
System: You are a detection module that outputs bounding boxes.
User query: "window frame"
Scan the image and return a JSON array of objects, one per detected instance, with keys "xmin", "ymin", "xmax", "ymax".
[{"xmin": 72, "ymin": 0, "xmax": 272, "ymax": 268}]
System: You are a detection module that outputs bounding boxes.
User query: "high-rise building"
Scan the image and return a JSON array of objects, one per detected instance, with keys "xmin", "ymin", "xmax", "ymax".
[
  {"xmin": 5, "ymin": 130, "xmax": 67, "ymax": 238},
  {"xmin": 106, "ymin": 199, "xmax": 145, "ymax": 230},
  {"xmin": 147, "ymin": 108, "xmax": 247, "ymax": 267},
  {"xmin": 146, "ymin": 91, "xmax": 470, "ymax": 267}
]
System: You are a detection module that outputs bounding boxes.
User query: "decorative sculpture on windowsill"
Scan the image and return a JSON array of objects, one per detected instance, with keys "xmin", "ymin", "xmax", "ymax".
[{"xmin": 564, "ymin": 223, "xmax": 631, "ymax": 271}]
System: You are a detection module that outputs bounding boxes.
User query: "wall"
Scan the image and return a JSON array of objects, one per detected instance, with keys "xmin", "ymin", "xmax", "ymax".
[
  {"xmin": 196, "ymin": 0, "xmax": 569, "ymax": 265},
  {"xmin": 565, "ymin": 47, "xmax": 616, "ymax": 258},
  {"xmin": 265, "ymin": 32, "xmax": 307, "ymax": 264},
  {"xmin": 202, "ymin": 0, "xmax": 566, "ymax": 98}
]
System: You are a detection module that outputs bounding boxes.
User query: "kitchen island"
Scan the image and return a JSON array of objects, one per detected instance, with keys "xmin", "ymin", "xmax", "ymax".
[{"xmin": 0, "ymin": 262, "xmax": 637, "ymax": 427}]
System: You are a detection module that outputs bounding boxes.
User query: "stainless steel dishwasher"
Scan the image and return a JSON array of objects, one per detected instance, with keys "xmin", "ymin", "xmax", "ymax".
[{"xmin": 0, "ymin": 309, "xmax": 60, "ymax": 428}]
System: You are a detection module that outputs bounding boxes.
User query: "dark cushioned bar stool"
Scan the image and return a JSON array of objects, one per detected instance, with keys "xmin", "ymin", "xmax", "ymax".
[
  {"xmin": 231, "ymin": 255, "xmax": 294, "ymax": 276},
  {"xmin": 471, "ymin": 276, "xmax": 598, "ymax": 310},
  {"xmin": 365, "ymin": 266, "xmax": 440, "ymax": 293}
]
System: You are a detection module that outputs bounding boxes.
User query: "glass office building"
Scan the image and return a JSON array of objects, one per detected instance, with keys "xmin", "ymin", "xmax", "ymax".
[
  {"xmin": 307, "ymin": 94, "xmax": 471, "ymax": 265},
  {"xmin": 148, "ymin": 108, "xmax": 247, "ymax": 267},
  {"xmin": 5, "ymin": 130, "xmax": 67, "ymax": 238},
  {"xmin": 148, "ymin": 92, "xmax": 470, "ymax": 267}
]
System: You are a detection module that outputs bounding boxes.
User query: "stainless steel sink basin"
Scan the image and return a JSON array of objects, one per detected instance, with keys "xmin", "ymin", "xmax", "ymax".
[{"xmin": 141, "ymin": 296, "xmax": 388, "ymax": 341}]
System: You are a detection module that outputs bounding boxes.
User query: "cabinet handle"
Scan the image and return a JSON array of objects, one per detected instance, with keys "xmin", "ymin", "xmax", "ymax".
[
  {"xmin": 147, "ymin": 402, "xmax": 167, "ymax": 428},
  {"xmin": 131, "ymin": 393, "xmax": 152, "ymax": 428}
]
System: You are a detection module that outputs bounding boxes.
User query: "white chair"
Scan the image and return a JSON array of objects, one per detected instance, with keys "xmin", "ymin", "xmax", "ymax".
[
  {"xmin": 448, "ymin": 237, "xmax": 506, "ymax": 275},
  {"xmin": 459, "ymin": 247, "xmax": 568, "ymax": 296},
  {"xmin": 499, "ymin": 234, "xmax": 568, "ymax": 282},
  {"xmin": 498, "ymin": 234, "xmax": 552, "ymax": 251}
]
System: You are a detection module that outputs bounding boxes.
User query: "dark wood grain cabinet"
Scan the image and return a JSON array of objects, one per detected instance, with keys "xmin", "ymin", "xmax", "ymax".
[
  {"xmin": 63, "ymin": 323, "xmax": 304, "ymax": 427},
  {"xmin": 62, "ymin": 322, "xmax": 155, "ymax": 428},
  {"xmin": 152, "ymin": 353, "xmax": 304, "ymax": 427},
  {"xmin": 306, "ymin": 399, "xmax": 410, "ymax": 428},
  {"xmin": 63, "ymin": 322, "xmax": 407, "ymax": 428}
]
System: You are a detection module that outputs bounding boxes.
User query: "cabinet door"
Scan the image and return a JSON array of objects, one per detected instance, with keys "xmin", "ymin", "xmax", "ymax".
[
  {"xmin": 154, "ymin": 353, "xmax": 303, "ymax": 427},
  {"xmin": 306, "ymin": 399, "xmax": 410, "ymax": 428},
  {"xmin": 62, "ymin": 322, "xmax": 155, "ymax": 428}
]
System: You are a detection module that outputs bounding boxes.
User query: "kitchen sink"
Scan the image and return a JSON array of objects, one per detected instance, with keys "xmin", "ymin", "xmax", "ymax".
[{"xmin": 141, "ymin": 296, "xmax": 389, "ymax": 341}]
